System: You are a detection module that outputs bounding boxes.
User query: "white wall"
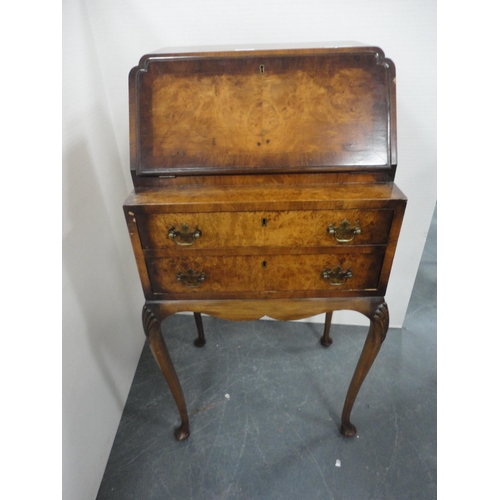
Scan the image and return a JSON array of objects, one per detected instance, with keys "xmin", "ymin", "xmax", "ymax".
[
  {"xmin": 63, "ymin": 1, "xmax": 436, "ymax": 499},
  {"xmin": 62, "ymin": 1, "xmax": 145, "ymax": 499}
]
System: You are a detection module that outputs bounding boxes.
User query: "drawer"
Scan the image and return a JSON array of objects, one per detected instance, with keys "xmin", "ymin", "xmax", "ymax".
[
  {"xmin": 146, "ymin": 251, "xmax": 385, "ymax": 296},
  {"xmin": 136, "ymin": 209, "xmax": 394, "ymax": 250}
]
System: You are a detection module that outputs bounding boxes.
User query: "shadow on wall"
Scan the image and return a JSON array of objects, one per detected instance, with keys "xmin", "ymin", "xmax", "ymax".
[{"xmin": 63, "ymin": 104, "xmax": 143, "ymax": 413}]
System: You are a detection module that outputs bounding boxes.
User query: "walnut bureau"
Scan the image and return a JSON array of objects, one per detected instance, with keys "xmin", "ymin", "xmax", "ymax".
[{"xmin": 123, "ymin": 45, "xmax": 406, "ymax": 441}]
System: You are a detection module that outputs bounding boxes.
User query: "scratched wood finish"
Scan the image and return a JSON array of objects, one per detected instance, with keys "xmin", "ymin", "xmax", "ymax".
[
  {"xmin": 145, "ymin": 251, "xmax": 384, "ymax": 297},
  {"xmin": 131, "ymin": 47, "xmax": 396, "ymax": 176},
  {"xmin": 136, "ymin": 209, "xmax": 394, "ymax": 250}
]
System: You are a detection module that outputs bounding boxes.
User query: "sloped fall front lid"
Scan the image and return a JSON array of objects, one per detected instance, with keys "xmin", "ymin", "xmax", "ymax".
[{"xmin": 129, "ymin": 46, "xmax": 397, "ymax": 176}]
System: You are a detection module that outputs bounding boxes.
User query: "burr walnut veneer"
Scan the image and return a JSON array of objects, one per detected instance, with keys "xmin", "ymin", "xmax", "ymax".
[{"xmin": 123, "ymin": 45, "xmax": 406, "ymax": 441}]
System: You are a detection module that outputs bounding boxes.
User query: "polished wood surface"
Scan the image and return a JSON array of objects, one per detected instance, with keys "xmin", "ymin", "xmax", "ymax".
[
  {"xmin": 146, "ymin": 251, "xmax": 385, "ymax": 297},
  {"xmin": 143, "ymin": 296, "xmax": 390, "ymax": 439},
  {"xmin": 124, "ymin": 182, "xmax": 406, "ymax": 212},
  {"xmin": 130, "ymin": 47, "xmax": 396, "ymax": 176},
  {"xmin": 136, "ymin": 208, "xmax": 394, "ymax": 249},
  {"xmin": 123, "ymin": 183, "xmax": 406, "ymax": 302},
  {"xmin": 340, "ymin": 301, "xmax": 389, "ymax": 437},
  {"xmin": 142, "ymin": 305, "xmax": 189, "ymax": 441},
  {"xmin": 130, "ymin": 171, "xmax": 395, "ymax": 188},
  {"xmin": 124, "ymin": 45, "xmax": 406, "ymax": 441}
]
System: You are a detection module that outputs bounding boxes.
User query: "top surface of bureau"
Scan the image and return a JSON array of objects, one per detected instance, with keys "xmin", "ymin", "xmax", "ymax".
[
  {"xmin": 129, "ymin": 45, "xmax": 397, "ymax": 178},
  {"xmin": 124, "ymin": 182, "xmax": 405, "ymax": 212}
]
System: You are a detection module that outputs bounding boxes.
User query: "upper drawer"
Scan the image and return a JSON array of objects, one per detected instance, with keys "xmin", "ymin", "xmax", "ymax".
[{"xmin": 136, "ymin": 209, "xmax": 394, "ymax": 250}]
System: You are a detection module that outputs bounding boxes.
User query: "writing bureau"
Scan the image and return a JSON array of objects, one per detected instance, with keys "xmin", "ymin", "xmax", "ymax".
[{"xmin": 123, "ymin": 45, "xmax": 406, "ymax": 441}]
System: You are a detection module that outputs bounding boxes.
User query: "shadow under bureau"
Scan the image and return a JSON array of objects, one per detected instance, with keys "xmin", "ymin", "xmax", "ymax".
[{"xmin": 123, "ymin": 44, "xmax": 407, "ymax": 441}]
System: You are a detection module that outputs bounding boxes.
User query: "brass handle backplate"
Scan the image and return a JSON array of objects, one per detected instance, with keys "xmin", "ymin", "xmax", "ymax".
[
  {"xmin": 327, "ymin": 219, "xmax": 361, "ymax": 243},
  {"xmin": 176, "ymin": 269, "xmax": 206, "ymax": 288},
  {"xmin": 321, "ymin": 265, "xmax": 353, "ymax": 286},
  {"xmin": 168, "ymin": 223, "xmax": 202, "ymax": 246}
]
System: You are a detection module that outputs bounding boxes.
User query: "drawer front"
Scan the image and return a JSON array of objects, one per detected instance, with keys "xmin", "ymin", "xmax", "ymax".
[
  {"xmin": 146, "ymin": 252, "xmax": 384, "ymax": 296},
  {"xmin": 137, "ymin": 209, "xmax": 393, "ymax": 250}
]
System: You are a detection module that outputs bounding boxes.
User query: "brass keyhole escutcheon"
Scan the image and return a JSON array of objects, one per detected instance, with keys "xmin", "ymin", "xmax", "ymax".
[
  {"xmin": 260, "ymin": 64, "xmax": 265, "ymax": 74},
  {"xmin": 262, "ymin": 218, "xmax": 267, "ymax": 227}
]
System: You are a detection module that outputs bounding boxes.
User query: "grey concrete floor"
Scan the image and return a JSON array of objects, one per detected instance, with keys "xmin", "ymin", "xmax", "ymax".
[{"xmin": 97, "ymin": 207, "xmax": 436, "ymax": 500}]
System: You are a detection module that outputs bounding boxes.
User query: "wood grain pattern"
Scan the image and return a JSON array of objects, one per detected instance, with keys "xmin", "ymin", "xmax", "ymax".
[
  {"xmin": 136, "ymin": 209, "xmax": 394, "ymax": 250},
  {"xmin": 150, "ymin": 296, "xmax": 386, "ymax": 323},
  {"xmin": 150, "ymin": 69, "xmax": 379, "ymax": 164},
  {"xmin": 131, "ymin": 48, "xmax": 395, "ymax": 176},
  {"xmin": 125, "ymin": 46, "xmax": 406, "ymax": 440},
  {"xmin": 124, "ymin": 183, "xmax": 406, "ymax": 213},
  {"xmin": 145, "ymin": 251, "xmax": 384, "ymax": 297}
]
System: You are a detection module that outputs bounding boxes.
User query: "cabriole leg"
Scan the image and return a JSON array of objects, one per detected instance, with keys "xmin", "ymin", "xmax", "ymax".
[
  {"xmin": 193, "ymin": 312, "xmax": 206, "ymax": 347},
  {"xmin": 142, "ymin": 305, "xmax": 190, "ymax": 441},
  {"xmin": 320, "ymin": 311, "xmax": 334, "ymax": 347},
  {"xmin": 340, "ymin": 301, "xmax": 389, "ymax": 437}
]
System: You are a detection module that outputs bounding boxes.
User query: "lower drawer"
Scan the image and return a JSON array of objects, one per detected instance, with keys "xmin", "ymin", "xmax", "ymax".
[{"xmin": 146, "ymin": 251, "xmax": 384, "ymax": 297}]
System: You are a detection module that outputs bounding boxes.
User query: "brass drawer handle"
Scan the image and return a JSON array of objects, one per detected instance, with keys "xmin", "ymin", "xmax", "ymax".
[
  {"xmin": 168, "ymin": 223, "xmax": 202, "ymax": 246},
  {"xmin": 321, "ymin": 265, "xmax": 353, "ymax": 286},
  {"xmin": 327, "ymin": 219, "xmax": 361, "ymax": 243},
  {"xmin": 176, "ymin": 269, "xmax": 206, "ymax": 288}
]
